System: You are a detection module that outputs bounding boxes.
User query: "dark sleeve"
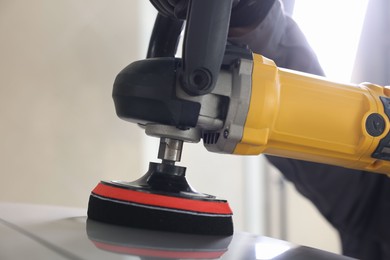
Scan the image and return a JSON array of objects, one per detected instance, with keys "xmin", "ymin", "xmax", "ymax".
[{"xmin": 229, "ymin": 1, "xmax": 390, "ymax": 259}]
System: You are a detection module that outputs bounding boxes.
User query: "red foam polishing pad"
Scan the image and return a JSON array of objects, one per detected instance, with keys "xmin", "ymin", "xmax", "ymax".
[{"xmin": 88, "ymin": 181, "xmax": 233, "ymax": 236}]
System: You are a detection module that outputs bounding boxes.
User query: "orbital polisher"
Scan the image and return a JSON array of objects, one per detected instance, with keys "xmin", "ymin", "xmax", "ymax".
[{"xmin": 88, "ymin": 0, "xmax": 390, "ymax": 236}]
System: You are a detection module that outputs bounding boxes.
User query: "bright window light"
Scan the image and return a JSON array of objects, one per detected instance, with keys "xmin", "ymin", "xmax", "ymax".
[{"xmin": 293, "ymin": 0, "xmax": 369, "ymax": 82}]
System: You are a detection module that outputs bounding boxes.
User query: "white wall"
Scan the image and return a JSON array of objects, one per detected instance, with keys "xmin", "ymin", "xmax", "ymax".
[
  {"xmin": 285, "ymin": 181, "xmax": 340, "ymax": 253},
  {"xmin": 0, "ymin": 0, "xmax": 145, "ymax": 208},
  {"xmin": 263, "ymin": 165, "xmax": 340, "ymax": 254}
]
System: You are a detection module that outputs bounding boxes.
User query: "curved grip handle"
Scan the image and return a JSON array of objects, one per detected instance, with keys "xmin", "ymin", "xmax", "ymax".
[
  {"xmin": 147, "ymin": 13, "xmax": 184, "ymax": 58},
  {"xmin": 180, "ymin": 0, "xmax": 233, "ymax": 95}
]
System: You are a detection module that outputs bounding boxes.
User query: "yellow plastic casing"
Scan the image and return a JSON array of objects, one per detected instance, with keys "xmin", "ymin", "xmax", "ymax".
[{"xmin": 234, "ymin": 54, "xmax": 390, "ymax": 175}]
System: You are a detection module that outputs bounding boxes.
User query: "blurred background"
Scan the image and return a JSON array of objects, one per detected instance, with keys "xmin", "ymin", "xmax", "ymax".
[{"xmin": 1, "ymin": 0, "xmax": 388, "ymax": 255}]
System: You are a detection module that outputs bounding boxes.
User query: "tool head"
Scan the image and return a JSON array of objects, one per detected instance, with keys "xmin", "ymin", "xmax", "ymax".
[{"xmin": 88, "ymin": 162, "xmax": 233, "ymax": 236}]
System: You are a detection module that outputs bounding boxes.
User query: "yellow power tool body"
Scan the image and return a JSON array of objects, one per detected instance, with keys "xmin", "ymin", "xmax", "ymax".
[
  {"xmin": 234, "ymin": 53, "xmax": 390, "ymax": 174},
  {"xmin": 113, "ymin": 45, "xmax": 390, "ymax": 176}
]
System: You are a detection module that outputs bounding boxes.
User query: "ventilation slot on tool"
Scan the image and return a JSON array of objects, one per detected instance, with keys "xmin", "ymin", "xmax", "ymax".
[{"xmin": 203, "ymin": 133, "xmax": 220, "ymax": 145}]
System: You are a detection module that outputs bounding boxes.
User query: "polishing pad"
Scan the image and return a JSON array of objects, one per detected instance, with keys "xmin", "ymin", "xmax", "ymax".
[{"xmin": 88, "ymin": 162, "xmax": 233, "ymax": 236}]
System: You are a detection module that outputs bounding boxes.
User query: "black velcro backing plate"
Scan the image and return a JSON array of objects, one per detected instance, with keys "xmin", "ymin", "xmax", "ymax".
[{"xmin": 88, "ymin": 194, "xmax": 233, "ymax": 236}]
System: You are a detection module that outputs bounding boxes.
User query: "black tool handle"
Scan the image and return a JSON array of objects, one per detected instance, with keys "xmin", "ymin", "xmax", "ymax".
[
  {"xmin": 147, "ymin": 13, "xmax": 184, "ymax": 58},
  {"xmin": 181, "ymin": 0, "xmax": 233, "ymax": 95}
]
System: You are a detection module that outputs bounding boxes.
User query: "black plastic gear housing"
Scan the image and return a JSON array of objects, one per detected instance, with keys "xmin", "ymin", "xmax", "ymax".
[{"xmin": 113, "ymin": 57, "xmax": 201, "ymax": 128}]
